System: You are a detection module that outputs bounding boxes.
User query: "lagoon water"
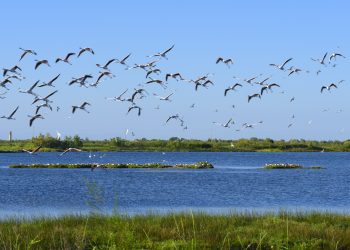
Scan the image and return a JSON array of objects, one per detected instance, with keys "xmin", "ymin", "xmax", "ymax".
[{"xmin": 0, "ymin": 152, "xmax": 350, "ymax": 218}]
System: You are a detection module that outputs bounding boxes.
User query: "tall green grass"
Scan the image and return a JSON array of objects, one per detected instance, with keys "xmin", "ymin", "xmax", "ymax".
[{"xmin": 0, "ymin": 212, "xmax": 350, "ymax": 249}]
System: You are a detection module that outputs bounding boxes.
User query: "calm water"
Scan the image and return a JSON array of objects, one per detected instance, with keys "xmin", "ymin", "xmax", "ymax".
[{"xmin": 1, "ymin": 152, "xmax": 350, "ymax": 218}]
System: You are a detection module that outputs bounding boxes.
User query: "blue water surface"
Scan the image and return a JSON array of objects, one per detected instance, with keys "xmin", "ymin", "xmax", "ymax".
[{"xmin": 0, "ymin": 152, "xmax": 349, "ymax": 218}]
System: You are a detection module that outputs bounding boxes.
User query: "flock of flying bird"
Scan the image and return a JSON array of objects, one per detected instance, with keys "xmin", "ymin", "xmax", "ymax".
[{"xmin": 0, "ymin": 44, "xmax": 347, "ymax": 139}]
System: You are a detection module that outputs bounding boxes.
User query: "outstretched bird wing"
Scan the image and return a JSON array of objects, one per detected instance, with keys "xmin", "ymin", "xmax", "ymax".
[
  {"xmin": 162, "ymin": 44, "xmax": 175, "ymax": 55},
  {"xmin": 9, "ymin": 106, "xmax": 19, "ymax": 119},
  {"xmin": 281, "ymin": 58, "xmax": 293, "ymax": 68}
]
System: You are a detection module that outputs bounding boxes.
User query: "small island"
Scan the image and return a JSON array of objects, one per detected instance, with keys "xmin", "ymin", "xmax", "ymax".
[
  {"xmin": 9, "ymin": 161, "xmax": 214, "ymax": 169},
  {"xmin": 264, "ymin": 163, "xmax": 324, "ymax": 169}
]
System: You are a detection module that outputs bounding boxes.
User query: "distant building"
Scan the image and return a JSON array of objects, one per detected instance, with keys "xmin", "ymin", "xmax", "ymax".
[{"xmin": 9, "ymin": 131, "xmax": 12, "ymax": 142}]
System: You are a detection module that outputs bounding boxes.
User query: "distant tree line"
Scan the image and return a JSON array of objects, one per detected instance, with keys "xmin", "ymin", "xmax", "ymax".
[{"xmin": 1, "ymin": 135, "xmax": 350, "ymax": 152}]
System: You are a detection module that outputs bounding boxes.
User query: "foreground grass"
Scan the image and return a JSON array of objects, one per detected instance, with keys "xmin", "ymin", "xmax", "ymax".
[{"xmin": 0, "ymin": 212, "xmax": 349, "ymax": 249}]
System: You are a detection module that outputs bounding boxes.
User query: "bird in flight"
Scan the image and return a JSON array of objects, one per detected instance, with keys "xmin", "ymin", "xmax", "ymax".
[
  {"xmin": 248, "ymin": 93, "xmax": 261, "ymax": 103},
  {"xmin": 106, "ymin": 89, "xmax": 128, "ymax": 102},
  {"xmin": 28, "ymin": 114, "xmax": 44, "ymax": 127},
  {"xmin": 166, "ymin": 114, "xmax": 180, "ymax": 123},
  {"xmin": 329, "ymin": 52, "xmax": 345, "ymax": 62},
  {"xmin": 165, "ymin": 73, "xmax": 183, "ymax": 81},
  {"xmin": 116, "ymin": 53, "xmax": 132, "ymax": 68},
  {"xmin": 72, "ymin": 102, "xmax": 91, "ymax": 114},
  {"xmin": 38, "ymin": 74, "xmax": 60, "ymax": 88},
  {"xmin": 153, "ymin": 93, "xmax": 174, "ymax": 102},
  {"xmin": 321, "ymin": 83, "xmax": 337, "ymax": 93},
  {"xmin": 19, "ymin": 48, "xmax": 37, "ymax": 61},
  {"xmin": 60, "ymin": 148, "xmax": 83, "ymax": 156},
  {"xmin": 96, "ymin": 59, "xmax": 117, "ymax": 71},
  {"xmin": 148, "ymin": 44, "xmax": 175, "ymax": 59},
  {"xmin": 22, "ymin": 145, "xmax": 42, "ymax": 155},
  {"xmin": 1, "ymin": 106, "xmax": 19, "ymax": 120},
  {"xmin": 56, "ymin": 52, "xmax": 76, "ymax": 65},
  {"xmin": 32, "ymin": 90, "xmax": 58, "ymax": 105},
  {"xmin": 224, "ymin": 83, "xmax": 242, "ymax": 96},
  {"xmin": 127, "ymin": 105, "xmax": 142, "ymax": 116},
  {"xmin": 269, "ymin": 58, "xmax": 293, "ymax": 70},
  {"xmin": 35, "ymin": 59, "xmax": 50, "ymax": 70},
  {"xmin": 3, "ymin": 65, "xmax": 22, "ymax": 77},
  {"xmin": 77, "ymin": 47, "xmax": 95, "ymax": 57},
  {"xmin": 146, "ymin": 69, "xmax": 161, "ymax": 78},
  {"xmin": 260, "ymin": 83, "xmax": 280, "ymax": 95},
  {"xmin": 216, "ymin": 57, "xmax": 234, "ymax": 68},
  {"xmin": 19, "ymin": 80, "xmax": 39, "ymax": 96},
  {"xmin": 311, "ymin": 53, "xmax": 328, "ymax": 65},
  {"xmin": 213, "ymin": 118, "xmax": 234, "ymax": 128},
  {"xmin": 288, "ymin": 67, "xmax": 302, "ymax": 76}
]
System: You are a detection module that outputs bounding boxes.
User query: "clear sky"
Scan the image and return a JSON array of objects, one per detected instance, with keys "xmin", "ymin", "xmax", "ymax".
[{"xmin": 0, "ymin": 1, "xmax": 349, "ymax": 140}]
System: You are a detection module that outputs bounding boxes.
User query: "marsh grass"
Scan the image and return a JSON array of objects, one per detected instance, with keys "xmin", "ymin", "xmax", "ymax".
[{"xmin": 0, "ymin": 212, "xmax": 350, "ymax": 249}]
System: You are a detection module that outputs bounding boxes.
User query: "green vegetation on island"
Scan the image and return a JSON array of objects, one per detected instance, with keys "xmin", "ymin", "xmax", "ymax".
[
  {"xmin": 0, "ymin": 212, "xmax": 350, "ymax": 249},
  {"xmin": 2, "ymin": 133, "xmax": 350, "ymax": 152},
  {"xmin": 264, "ymin": 163, "xmax": 325, "ymax": 169},
  {"xmin": 9, "ymin": 161, "xmax": 213, "ymax": 169},
  {"xmin": 264, "ymin": 163, "xmax": 303, "ymax": 169}
]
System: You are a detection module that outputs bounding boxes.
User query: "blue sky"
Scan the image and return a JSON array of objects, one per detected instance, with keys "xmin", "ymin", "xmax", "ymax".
[{"xmin": 0, "ymin": 1, "xmax": 349, "ymax": 140}]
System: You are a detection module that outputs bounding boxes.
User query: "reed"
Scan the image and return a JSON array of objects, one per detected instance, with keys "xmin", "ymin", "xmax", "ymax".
[{"xmin": 0, "ymin": 212, "xmax": 349, "ymax": 249}]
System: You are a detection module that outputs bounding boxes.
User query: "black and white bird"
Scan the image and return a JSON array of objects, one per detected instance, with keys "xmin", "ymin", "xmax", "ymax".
[
  {"xmin": 243, "ymin": 75, "xmax": 262, "ymax": 85},
  {"xmin": 69, "ymin": 74, "xmax": 93, "ymax": 88},
  {"xmin": 77, "ymin": 47, "xmax": 95, "ymax": 57},
  {"xmin": 106, "ymin": 89, "xmax": 128, "ymax": 102},
  {"xmin": 22, "ymin": 145, "xmax": 42, "ymax": 155},
  {"xmin": 3, "ymin": 65, "xmax": 22, "ymax": 77},
  {"xmin": 148, "ymin": 44, "xmax": 175, "ymax": 59},
  {"xmin": 248, "ymin": 93, "xmax": 261, "ymax": 103},
  {"xmin": 116, "ymin": 53, "xmax": 131, "ymax": 68},
  {"xmin": 127, "ymin": 105, "xmax": 142, "ymax": 116},
  {"xmin": 35, "ymin": 103, "xmax": 52, "ymax": 114},
  {"xmin": 311, "ymin": 53, "xmax": 328, "ymax": 65},
  {"xmin": 32, "ymin": 90, "xmax": 58, "ymax": 104},
  {"xmin": 216, "ymin": 57, "xmax": 234, "ymax": 68},
  {"xmin": 329, "ymin": 52, "xmax": 345, "ymax": 62},
  {"xmin": 95, "ymin": 71, "xmax": 115, "ymax": 84},
  {"xmin": 269, "ymin": 58, "xmax": 293, "ymax": 70},
  {"xmin": 72, "ymin": 102, "xmax": 91, "ymax": 113},
  {"xmin": 153, "ymin": 93, "xmax": 173, "ymax": 102},
  {"xmin": 146, "ymin": 69, "xmax": 161, "ymax": 78},
  {"xmin": 0, "ymin": 78, "xmax": 12, "ymax": 90},
  {"xmin": 60, "ymin": 147, "xmax": 83, "ymax": 156},
  {"xmin": 35, "ymin": 60, "xmax": 50, "ymax": 70},
  {"xmin": 96, "ymin": 59, "xmax": 117, "ymax": 71},
  {"xmin": 288, "ymin": 67, "xmax": 302, "ymax": 76},
  {"xmin": 19, "ymin": 48, "xmax": 37, "ymax": 61},
  {"xmin": 56, "ymin": 52, "xmax": 76, "ymax": 65},
  {"xmin": 260, "ymin": 83, "xmax": 280, "ymax": 95},
  {"xmin": 165, "ymin": 73, "xmax": 183, "ymax": 81},
  {"xmin": 19, "ymin": 80, "xmax": 39, "ymax": 96},
  {"xmin": 38, "ymin": 74, "xmax": 60, "ymax": 88},
  {"xmin": 213, "ymin": 118, "xmax": 234, "ymax": 128},
  {"xmin": 1, "ymin": 106, "xmax": 19, "ymax": 120},
  {"xmin": 29, "ymin": 114, "xmax": 44, "ymax": 127},
  {"xmin": 166, "ymin": 114, "xmax": 180, "ymax": 123},
  {"xmin": 146, "ymin": 78, "xmax": 167, "ymax": 89},
  {"xmin": 321, "ymin": 83, "xmax": 337, "ymax": 93},
  {"xmin": 224, "ymin": 83, "xmax": 242, "ymax": 96}
]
